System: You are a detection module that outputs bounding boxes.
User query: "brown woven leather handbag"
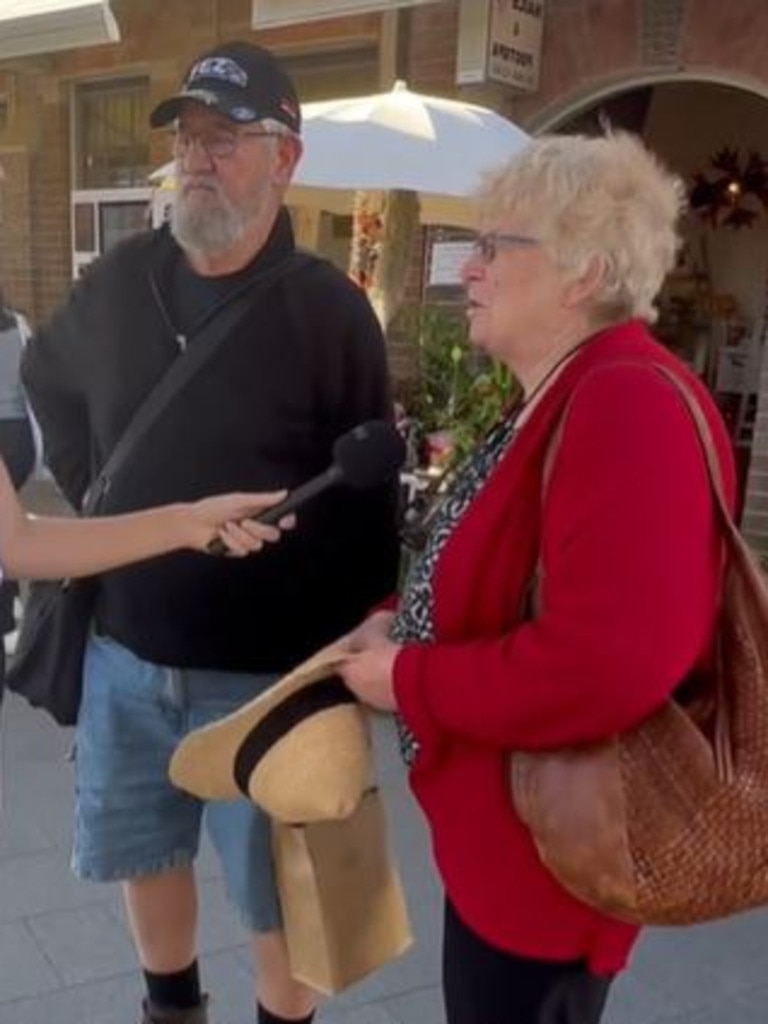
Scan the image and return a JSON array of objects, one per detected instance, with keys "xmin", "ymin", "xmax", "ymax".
[{"xmin": 510, "ymin": 363, "xmax": 768, "ymax": 927}]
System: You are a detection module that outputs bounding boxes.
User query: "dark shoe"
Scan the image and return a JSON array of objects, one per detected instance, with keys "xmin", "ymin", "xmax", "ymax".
[{"xmin": 140, "ymin": 996, "xmax": 209, "ymax": 1024}]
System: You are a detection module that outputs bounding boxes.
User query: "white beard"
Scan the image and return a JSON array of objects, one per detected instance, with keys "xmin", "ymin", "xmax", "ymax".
[{"xmin": 171, "ymin": 182, "xmax": 248, "ymax": 256}]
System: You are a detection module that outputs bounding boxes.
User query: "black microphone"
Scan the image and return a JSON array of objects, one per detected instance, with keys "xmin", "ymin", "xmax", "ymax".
[{"xmin": 207, "ymin": 420, "xmax": 405, "ymax": 555}]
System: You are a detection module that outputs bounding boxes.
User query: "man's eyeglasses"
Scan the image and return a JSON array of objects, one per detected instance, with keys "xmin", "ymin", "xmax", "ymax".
[
  {"xmin": 472, "ymin": 232, "xmax": 539, "ymax": 263},
  {"xmin": 171, "ymin": 128, "xmax": 285, "ymax": 160}
]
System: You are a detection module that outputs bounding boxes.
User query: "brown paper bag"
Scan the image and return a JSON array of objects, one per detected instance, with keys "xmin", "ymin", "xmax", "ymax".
[{"xmin": 272, "ymin": 788, "xmax": 413, "ymax": 994}]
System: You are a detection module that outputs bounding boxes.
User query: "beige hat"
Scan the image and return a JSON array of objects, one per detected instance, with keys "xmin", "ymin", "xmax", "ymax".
[{"xmin": 169, "ymin": 642, "xmax": 374, "ymax": 823}]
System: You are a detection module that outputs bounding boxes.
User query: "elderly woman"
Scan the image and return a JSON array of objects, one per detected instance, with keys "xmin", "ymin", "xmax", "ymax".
[{"xmin": 340, "ymin": 131, "xmax": 735, "ymax": 1024}]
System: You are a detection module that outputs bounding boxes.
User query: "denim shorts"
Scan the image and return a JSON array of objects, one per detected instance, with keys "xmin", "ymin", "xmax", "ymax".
[{"xmin": 73, "ymin": 632, "xmax": 282, "ymax": 932}]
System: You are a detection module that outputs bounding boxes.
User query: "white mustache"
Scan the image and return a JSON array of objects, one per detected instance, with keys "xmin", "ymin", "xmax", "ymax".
[{"xmin": 180, "ymin": 176, "xmax": 220, "ymax": 194}]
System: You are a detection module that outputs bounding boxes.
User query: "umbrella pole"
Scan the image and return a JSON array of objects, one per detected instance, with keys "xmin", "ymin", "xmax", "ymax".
[{"xmin": 349, "ymin": 189, "xmax": 420, "ymax": 331}]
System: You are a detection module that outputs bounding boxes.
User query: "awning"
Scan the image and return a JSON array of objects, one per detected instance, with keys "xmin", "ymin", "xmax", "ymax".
[
  {"xmin": 0, "ymin": 0, "xmax": 120, "ymax": 61},
  {"xmin": 252, "ymin": 0, "xmax": 442, "ymax": 29}
]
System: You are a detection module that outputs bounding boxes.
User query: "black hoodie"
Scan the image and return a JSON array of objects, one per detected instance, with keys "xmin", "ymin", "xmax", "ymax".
[{"xmin": 22, "ymin": 211, "xmax": 400, "ymax": 672}]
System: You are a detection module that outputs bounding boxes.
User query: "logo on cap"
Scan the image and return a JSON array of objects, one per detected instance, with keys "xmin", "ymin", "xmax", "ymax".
[
  {"xmin": 230, "ymin": 106, "xmax": 257, "ymax": 122},
  {"xmin": 187, "ymin": 56, "xmax": 248, "ymax": 89}
]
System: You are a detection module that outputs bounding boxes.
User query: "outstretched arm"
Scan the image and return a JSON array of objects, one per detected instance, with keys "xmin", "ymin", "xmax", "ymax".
[{"xmin": 0, "ymin": 459, "xmax": 290, "ymax": 580}]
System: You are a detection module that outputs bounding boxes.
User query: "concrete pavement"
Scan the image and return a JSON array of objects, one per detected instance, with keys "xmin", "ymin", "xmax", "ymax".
[{"xmin": 1, "ymin": 693, "xmax": 768, "ymax": 1023}]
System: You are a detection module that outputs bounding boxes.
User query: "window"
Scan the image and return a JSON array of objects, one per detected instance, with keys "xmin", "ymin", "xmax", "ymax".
[
  {"xmin": 74, "ymin": 77, "xmax": 150, "ymax": 189},
  {"xmin": 71, "ymin": 189, "xmax": 151, "ymax": 278},
  {"xmin": 282, "ymin": 45, "xmax": 379, "ymax": 102}
]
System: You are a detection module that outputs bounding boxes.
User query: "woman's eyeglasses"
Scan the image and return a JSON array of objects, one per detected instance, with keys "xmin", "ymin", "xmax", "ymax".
[{"xmin": 472, "ymin": 232, "xmax": 539, "ymax": 263}]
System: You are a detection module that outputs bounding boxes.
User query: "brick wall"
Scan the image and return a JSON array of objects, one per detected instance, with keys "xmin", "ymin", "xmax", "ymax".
[
  {"xmin": 0, "ymin": 147, "xmax": 33, "ymax": 315},
  {"xmin": 29, "ymin": 84, "xmax": 72, "ymax": 324},
  {"xmin": 0, "ymin": 70, "xmax": 73, "ymax": 325},
  {"xmin": 406, "ymin": 0, "xmax": 459, "ymax": 95}
]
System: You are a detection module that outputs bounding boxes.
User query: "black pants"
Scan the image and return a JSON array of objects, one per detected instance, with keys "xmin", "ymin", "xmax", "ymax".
[{"xmin": 442, "ymin": 901, "xmax": 613, "ymax": 1024}]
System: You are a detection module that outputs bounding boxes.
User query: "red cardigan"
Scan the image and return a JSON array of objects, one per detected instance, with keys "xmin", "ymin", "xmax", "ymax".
[{"xmin": 393, "ymin": 320, "xmax": 736, "ymax": 974}]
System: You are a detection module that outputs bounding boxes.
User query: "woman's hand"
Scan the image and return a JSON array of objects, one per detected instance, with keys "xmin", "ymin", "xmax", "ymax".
[
  {"xmin": 338, "ymin": 610, "xmax": 399, "ymax": 709},
  {"xmin": 340, "ymin": 639, "xmax": 401, "ymax": 712},
  {"xmin": 182, "ymin": 490, "xmax": 295, "ymax": 556},
  {"xmin": 344, "ymin": 609, "xmax": 396, "ymax": 652}
]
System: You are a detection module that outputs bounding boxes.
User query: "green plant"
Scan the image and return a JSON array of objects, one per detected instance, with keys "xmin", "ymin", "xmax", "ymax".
[{"xmin": 398, "ymin": 305, "xmax": 518, "ymax": 463}]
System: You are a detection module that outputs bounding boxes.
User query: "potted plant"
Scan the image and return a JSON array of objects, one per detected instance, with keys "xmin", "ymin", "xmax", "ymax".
[{"xmin": 396, "ymin": 305, "xmax": 517, "ymax": 469}]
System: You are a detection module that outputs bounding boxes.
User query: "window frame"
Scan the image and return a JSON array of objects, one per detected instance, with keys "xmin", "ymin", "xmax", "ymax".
[{"xmin": 71, "ymin": 74, "xmax": 151, "ymax": 192}]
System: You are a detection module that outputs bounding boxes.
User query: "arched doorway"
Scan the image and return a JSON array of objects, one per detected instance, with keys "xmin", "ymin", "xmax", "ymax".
[{"xmin": 534, "ymin": 74, "xmax": 768, "ymax": 536}]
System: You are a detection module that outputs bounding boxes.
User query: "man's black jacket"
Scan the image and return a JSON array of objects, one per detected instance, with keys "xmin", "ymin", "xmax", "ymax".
[{"xmin": 22, "ymin": 212, "xmax": 400, "ymax": 673}]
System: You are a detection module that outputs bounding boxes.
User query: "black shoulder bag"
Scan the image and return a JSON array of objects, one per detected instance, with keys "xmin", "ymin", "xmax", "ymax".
[{"xmin": 6, "ymin": 253, "xmax": 311, "ymax": 725}]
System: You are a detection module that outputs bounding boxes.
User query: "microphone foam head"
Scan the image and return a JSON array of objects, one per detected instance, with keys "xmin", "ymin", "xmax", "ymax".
[{"xmin": 333, "ymin": 420, "xmax": 406, "ymax": 489}]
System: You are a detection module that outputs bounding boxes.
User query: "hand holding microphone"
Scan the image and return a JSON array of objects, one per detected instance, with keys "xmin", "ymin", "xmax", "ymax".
[{"xmin": 207, "ymin": 420, "xmax": 405, "ymax": 555}]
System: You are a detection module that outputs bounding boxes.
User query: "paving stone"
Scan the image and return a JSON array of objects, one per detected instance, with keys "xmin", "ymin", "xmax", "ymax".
[
  {"xmin": 0, "ymin": 949, "xmax": 250, "ymax": 1024},
  {"xmin": 0, "ymin": 920, "xmax": 61, "ymax": 1002},
  {"xmin": 318, "ymin": 1001, "xmax": 400, "ymax": 1024},
  {"xmin": 4, "ymin": 673, "xmax": 768, "ymax": 1023},
  {"xmin": 26, "ymin": 903, "xmax": 138, "ymax": 986},
  {"xmin": 383, "ymin": 985, "xmax": 444, "ymax": 1024},
  {"xmin": 0, "ymin": 848, "xmax": 103, "ymax": 922}
]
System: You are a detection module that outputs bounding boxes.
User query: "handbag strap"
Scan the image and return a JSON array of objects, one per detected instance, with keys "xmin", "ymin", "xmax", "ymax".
[
  {"xmin": 538, "ymin": 360, "xmax": 749, "ymax": 783},
  {"xmin": 84, "ymin": 251, "xmax": 312, "ymax": 514},
  {"xmin": 533, "ymin": 360, "xmax": 744, "ymax": 614},
  {"xmin": 541, "ymin": 360, "xmax": 738, "ymax": 545},
  {"xmin": 647, "ymin": 365, "xmax": 733, "ymax": 535}
]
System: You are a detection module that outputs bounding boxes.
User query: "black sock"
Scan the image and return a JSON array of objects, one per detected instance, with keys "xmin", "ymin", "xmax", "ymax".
[
  {"xmin": 144, "ymin": 961, "xmax": 202, "ymax": 1011},
  {"xmin": 256, "ymin": 1005, "xmax": 314, "ymax": 1024}
]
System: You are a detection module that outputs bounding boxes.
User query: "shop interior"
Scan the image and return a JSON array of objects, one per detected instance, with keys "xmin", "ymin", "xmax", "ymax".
[{"xmin": 557, "ymin": 79, "xmax": 768, "ymax": 515}]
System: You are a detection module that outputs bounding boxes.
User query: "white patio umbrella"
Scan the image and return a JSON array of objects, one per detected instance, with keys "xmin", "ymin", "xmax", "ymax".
[
  {"xmin": 292, "ymin": 81, "xmax": 530, "ymax": 325},
  {"xmin": 293, "ymin": 80, "xmax": 529, "ymax": 201}
]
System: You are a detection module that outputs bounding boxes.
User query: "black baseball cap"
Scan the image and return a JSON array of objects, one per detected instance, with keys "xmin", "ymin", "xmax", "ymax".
[{"xmin": 150, "ymin": 41, "xmax": 301, "ymax": 135}]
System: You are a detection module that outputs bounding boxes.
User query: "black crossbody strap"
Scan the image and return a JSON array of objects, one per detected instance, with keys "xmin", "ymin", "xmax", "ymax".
[{"xmin": 84, "ymin": 251, "xmax": 312, "ymax": 513}]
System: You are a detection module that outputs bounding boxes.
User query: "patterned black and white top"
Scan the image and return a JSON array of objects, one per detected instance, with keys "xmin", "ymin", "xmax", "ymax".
[{"xmin": 391, "ymin": 416, "xmax": 518, "ymax": 764}]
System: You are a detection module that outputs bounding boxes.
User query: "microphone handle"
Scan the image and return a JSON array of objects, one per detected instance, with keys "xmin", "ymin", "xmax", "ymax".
[
  {"xmin": 258, "ymin": 464, "xmax": 343, "ymax": 524},
  {"xmin": 206, "ymin": 464, "xmax": 343, "ymax": 556}
]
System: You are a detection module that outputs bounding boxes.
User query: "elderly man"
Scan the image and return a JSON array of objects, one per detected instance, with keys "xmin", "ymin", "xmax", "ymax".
[{"xmin": 23, "ymin": 41, "xmax": 399, "ymax": 1024}]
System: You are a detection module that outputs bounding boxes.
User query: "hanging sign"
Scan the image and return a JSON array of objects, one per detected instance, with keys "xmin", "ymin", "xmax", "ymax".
[{"xmin": 487, "ymin": 0, "xmax": 544, "ymax": 93}]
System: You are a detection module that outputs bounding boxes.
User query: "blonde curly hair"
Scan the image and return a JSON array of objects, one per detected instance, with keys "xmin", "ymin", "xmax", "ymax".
[{"xmin": 476, "ymin": 131, "xmax": 686, "ymax": 323}]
